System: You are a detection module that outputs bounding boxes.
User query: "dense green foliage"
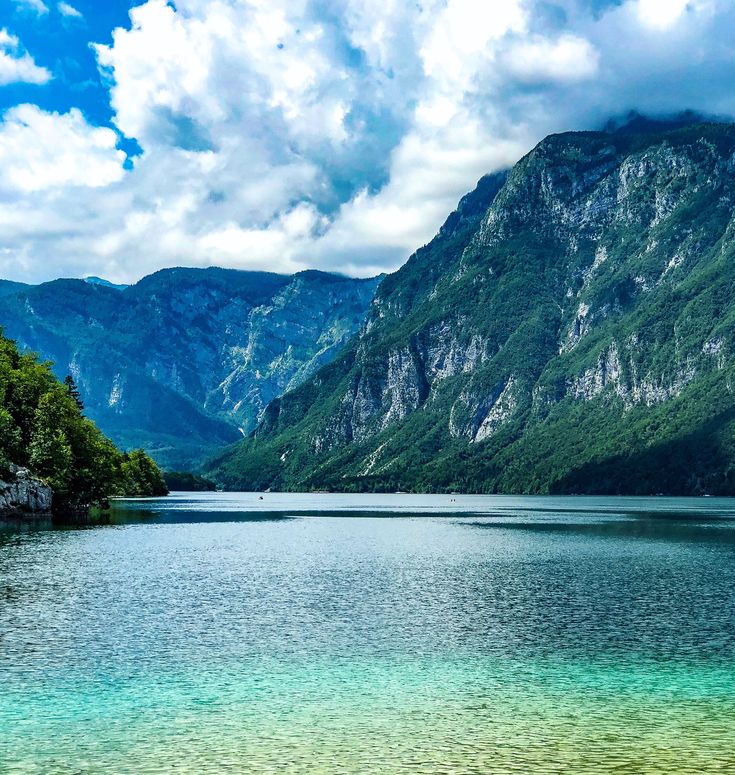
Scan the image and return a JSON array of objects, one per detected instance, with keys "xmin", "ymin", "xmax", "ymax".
[
  {"xmin": 163, "ymin": 471, "xmax": 217, "ymax": 491},
  {"xmin": 0, "ymin": 330, "xmax": 167, "ymax": 510},
  {"xmin": 206, "ymin": 123, "xmax": 735, "ymax": 495},
  {"xmin": 119, "ymin": 450, "xmax": 169, "ymax": 498},
  {"xmin": 0, "ymin": 280, "xmax": 28, "ymax": 298}
]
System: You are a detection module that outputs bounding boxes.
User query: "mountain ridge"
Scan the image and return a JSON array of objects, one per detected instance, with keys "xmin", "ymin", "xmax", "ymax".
[
  {"xmin": 0, "ymin": 267, "xmax": 381, "ymax": 469},
  {"xmin": 206, "ymin": 121, "xmax": 735, "ymax": 495}
]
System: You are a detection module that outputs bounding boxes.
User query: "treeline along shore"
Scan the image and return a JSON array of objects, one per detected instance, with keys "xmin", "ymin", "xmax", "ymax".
[{"xmin": 0, "ymin": 329, "xmax": 167, "ymax": 519}]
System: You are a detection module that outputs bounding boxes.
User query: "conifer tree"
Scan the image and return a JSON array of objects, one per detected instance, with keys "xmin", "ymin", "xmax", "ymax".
[{"xmin": 64, "ymin": 375, "xmax": 84, "ymax": 412}]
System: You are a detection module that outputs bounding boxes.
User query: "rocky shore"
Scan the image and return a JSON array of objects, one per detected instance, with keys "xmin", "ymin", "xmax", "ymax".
[{"xmin": 0, "ymin": 465, "xmax": 53, "ymax": 516}]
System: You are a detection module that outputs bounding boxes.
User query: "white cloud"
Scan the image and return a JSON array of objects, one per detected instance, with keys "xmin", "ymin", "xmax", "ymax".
[
  {"xmin": 2, "ymin": 0, "xmax": 735, "ymax": 285},
  {"xmin": 634, "ymin": 0, "xmax": 691, "ymax": 29},
  {"xmin": 57, "ymin": 2, "xmax": 83, "ymax": 19},
  {"xmin": 504, "ymin": 34, "xmax": 600, "ymax": 84},
  {"xmin": 14, "ymin": 0, "xmax": 49, "ymax": 16},
  {"xmin": 0, "ymin": 29, "xmax": 52, "ymax": 86},
  {"xmin": 198, "ymin": 204, "xmax": 324, "ymax": 269},
  {"xmin": 420, "ymin": 0, "xmax": 526, "ymax": 86},
  {"xmin": 0, "ymin": 105, "xmax": 125, "ymax": 193},
  {"xmin": 94, "ymin": 0, "xmax": 354, "ymax": 151}
]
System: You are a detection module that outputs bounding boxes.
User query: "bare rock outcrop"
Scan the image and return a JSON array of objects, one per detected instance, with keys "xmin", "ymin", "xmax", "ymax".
[{"xmin": 0, "ymin": 465, "xmax": 53, "ymax": 516}]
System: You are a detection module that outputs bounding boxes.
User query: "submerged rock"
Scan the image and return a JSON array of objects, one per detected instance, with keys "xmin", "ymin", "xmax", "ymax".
[{"xmin": 0, "ymin": 465, "xmax": 53, "ymax": 516}]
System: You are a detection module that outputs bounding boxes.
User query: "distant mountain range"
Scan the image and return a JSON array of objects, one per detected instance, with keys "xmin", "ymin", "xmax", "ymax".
[
  {"xmin": 0, "ymin": 268, "xmax": 380, "ymax": 469},
  {"xmin": 206, "ymin": 122, "xmax": 735, "ymax": 495}
]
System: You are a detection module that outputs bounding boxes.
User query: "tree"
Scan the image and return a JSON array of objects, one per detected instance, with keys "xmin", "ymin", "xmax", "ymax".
[
  {"xmin": 0, "ymin": 406, "xmax": 22, "ymax": 476},
  {"xmin": 0, "ymin": 329, "xmax": 168, "ymax": 513},
  {"xmin": 120, "ymin": 450, "xmax": 168, "ymax": 497},
  {"xmin": 64, "ymin": 375, "xmax": 84, "ymax": 412}
]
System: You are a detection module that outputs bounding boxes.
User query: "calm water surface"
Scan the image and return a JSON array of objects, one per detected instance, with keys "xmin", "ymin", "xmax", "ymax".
[{"xmin": 2, "ymin": 493, "xmax": 735, "ymax": 774}]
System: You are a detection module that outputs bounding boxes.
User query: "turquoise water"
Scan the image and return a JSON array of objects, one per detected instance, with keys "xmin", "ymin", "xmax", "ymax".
[{"xmin": 2, "ymin": 493, "xmax": 735, "ymax": 773}]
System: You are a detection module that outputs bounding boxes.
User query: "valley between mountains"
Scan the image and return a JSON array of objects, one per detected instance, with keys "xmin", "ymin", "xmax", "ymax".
[
  {"xmin": 0, "ymin": 269, "xmax": 380, "ymax": 470},
  {"xmin": 4, "ymin": 121, "xmax": 735, "ymax": 495}
]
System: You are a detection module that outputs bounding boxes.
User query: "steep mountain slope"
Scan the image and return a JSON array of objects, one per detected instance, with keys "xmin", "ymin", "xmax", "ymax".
[
  {"xmin": 0, "ymin": 281, "xmax": 29, "ymax": 298},
  {"xmin": 207, "ymin": 123, "xmax": 735, "ymax": 495},
  {"xmin": 0, "ymin": 268, "xmax": 380, "ymax": 469}
]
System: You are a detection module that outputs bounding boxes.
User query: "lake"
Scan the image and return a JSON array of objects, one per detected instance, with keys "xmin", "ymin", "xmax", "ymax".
[{"xmin": 2, "ymin": 492, "xmax": 735, "ymax": 773}]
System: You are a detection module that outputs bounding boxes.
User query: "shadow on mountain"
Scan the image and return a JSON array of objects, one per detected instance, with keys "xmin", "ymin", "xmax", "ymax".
[{"xmin": 549, "ymin": 406, "xmax": 735, "ymax": 496}]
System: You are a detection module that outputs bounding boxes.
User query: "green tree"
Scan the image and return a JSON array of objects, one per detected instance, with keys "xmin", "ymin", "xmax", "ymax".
[
  {"xmin": 120, "ymin": 450, "xmax": 168, "ymax": 497},
  {"xmin": 1, "ymin": 328, "xmax": 168, "ymax": 512},
  {"xmin": 64, "ymin": 375, "xmax": 84, "ymax": 412},
  {"xmin": 0, "ymin": 406, "xmax": 22, "ymax": 476}
]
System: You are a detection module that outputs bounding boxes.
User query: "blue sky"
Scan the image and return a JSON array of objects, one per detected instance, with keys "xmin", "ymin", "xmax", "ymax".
[
  {"xmin": 0, "ymin": 1, "xmax": 133, "ymax": 121},
  {"xmin": 2, "ymin": 0, "xmax": 735, "ymax": 284}
]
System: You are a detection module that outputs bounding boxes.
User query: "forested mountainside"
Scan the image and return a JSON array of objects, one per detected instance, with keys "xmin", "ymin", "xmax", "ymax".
[
  {"xmin": 0, "ymin": 269, "xmax": 380, "ymax": 469},
  {"xmin": 0, "ymin": 281, "xmax": 29, "ymax": 298},
  {"xmin": 208, "ymin": 123, "xmax": 735, "ymax": 495},
  {"xmin": 0, "ymin": 331, "xmax": 166, "ymax": 514}
]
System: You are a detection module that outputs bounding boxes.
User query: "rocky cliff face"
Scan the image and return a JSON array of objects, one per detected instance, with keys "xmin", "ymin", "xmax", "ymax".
[
  {"xmin": 0, "ymin": 466, "xmax": 53, "ymax": 516},
  {"xmin": 0, "ymin": 269, "xmax": 380, "ymax": 469},
  {"xmin": 208, "ymin": 122, "xmax": 735, "ymax": 495}
]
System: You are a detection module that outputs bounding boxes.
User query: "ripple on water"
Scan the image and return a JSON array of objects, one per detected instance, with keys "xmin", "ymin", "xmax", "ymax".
[{"xmin": 2, "ymin": 493, "xmax": 735, "ymax": 773}]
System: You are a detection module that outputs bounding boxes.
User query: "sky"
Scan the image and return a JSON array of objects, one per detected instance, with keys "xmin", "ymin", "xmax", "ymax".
[{"xmin": 1, "ymin": 0, "xmax": 735, "ymax": 284}]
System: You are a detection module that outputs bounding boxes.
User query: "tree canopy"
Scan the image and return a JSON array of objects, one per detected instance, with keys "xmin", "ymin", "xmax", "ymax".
[{"xmin": 0, "ymin": 330, "xmax": 167, "ymax": 511}]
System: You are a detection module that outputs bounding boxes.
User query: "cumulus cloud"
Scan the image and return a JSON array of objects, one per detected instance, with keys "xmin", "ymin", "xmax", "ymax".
[
  {"xmin": 0, "ymin": 105, "xmax": 125, "ymax": 192},
  {"xmin": 503, "ymin": 34, "xmax": 600, "ymax": 83},
  {"xmin": 634, "ymin": 0, "xmax": 702, "ymax": 30},
  {"xmin": 0, "ymin": 29, "xmax": 52, "ymax": 85},
  {"xmin": 3, "ymin": 0, "xmax": 735, "ymax": 283}
]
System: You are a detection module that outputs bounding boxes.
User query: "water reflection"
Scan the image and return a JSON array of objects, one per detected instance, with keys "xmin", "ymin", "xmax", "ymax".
[
  {"xmin": 0, "ymin": 515, "xmax": 53, "ymax": 535},
  {"xmin": 3, "ymin": 493, "xmax": 735, "ymax": 773},
  {"xmin": 108, "ymin": 506, "xmax": 297, "ymax": 525},
  {"xmin": 463, "ymin": 513, "xmax": 735, "ymax": 545}
]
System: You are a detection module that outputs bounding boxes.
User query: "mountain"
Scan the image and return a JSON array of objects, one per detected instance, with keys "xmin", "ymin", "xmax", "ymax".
[
  {"xmin": 207, "ymin": 122, "xmax": 735, "ymax": 496},
  {"xmin": 0, "ymin": 280, "xmax": 29, "ymax": 298},
  {"xmin": 0, "ymin": 268, "xmax": 381, "ymax": 470},
  {"xmin": 84, "ymin": 276, "xmax": 129, "ymax": 290}
]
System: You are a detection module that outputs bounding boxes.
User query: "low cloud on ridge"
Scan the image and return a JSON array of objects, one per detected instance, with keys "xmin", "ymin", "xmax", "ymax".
[{"xmin": 2, "ymin": 0, "xmax": 735, "ymax": 283}]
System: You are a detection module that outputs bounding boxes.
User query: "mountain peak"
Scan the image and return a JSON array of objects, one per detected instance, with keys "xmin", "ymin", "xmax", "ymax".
[
  {"xmin": 206, "ymin": 120, "xmax": 735, "ymax": 496},
  {"xmin": 84, "ymin": 276, "xmax": 129, "ymax": 290}
]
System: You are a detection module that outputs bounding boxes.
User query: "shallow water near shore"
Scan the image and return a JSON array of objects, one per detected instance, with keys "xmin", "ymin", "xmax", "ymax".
[{"xmin": 2, "ymin": 492, "xmax": 735, "ymax": 773}]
